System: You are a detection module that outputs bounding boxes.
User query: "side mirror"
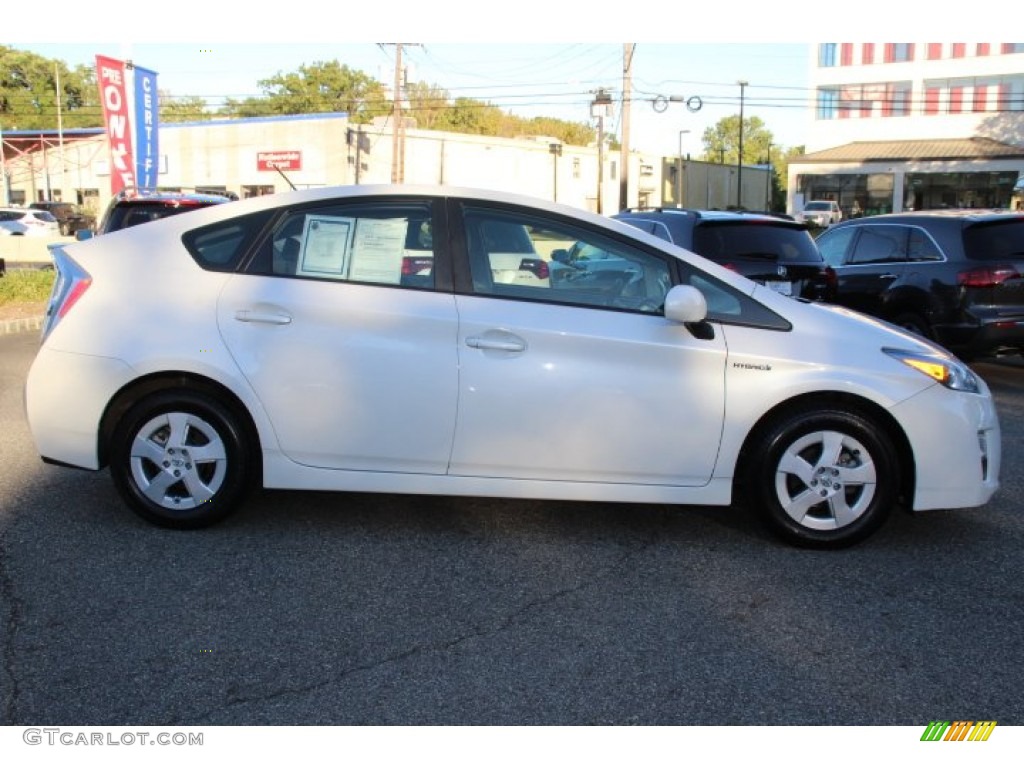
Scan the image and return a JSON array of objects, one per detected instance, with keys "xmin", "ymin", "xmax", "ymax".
[
  {"xmin": 550, "ymin": 248, "xmax": 569, "ymax": 264},
  {"xmin": 664, "ymin": 285, "xmax": 708, "ymax": 324}
]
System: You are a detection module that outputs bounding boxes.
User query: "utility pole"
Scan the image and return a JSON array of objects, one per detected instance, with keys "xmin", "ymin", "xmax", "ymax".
[
  {"xmin": 737, "ymin": 80, "xmax": 748, "ymax": 209},
  {"xmin": 618, "ymin": 44, "xmax": 635, "ymax": 212},
  {"xmin": 591, "ymin": 89, "xmax": 613, "ymax": 214},
  {"xmin": 391, "ymin": 44, "xmax": 404, "ymax": 184}
]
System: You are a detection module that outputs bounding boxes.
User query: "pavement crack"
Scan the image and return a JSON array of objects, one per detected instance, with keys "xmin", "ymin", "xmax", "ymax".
[{"xmin": 175, "ymin": 520, "xmax": 666, "ymax": 725}]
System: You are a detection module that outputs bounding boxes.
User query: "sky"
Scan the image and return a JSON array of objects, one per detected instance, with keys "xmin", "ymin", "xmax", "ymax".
[
  {"xmin": 11, "ymin": 41, "xmax": 812, "ymax": 158},
  {"xmin": 8, "ymin": 2, "xmax": 994, "ymax": 159}
]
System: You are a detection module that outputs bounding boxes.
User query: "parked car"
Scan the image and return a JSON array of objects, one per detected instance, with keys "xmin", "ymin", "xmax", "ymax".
[
  {"xmin": 29, "ymin": 201, "xmax": 97, "ymax": 237},
  {"xmin": 796, "ymin": 200, "xmax": 843, "ymax": 227},
  {"xmin": 0, "ymin": 207, "xmax": 61, "ymax": 237},
  {"xmin": 815, "ymin": 210, "xmax": 1024, "ymax": 360},
  {"xmin": 611, "ymin": 208, "xmax": 835, "ymax": 302},
  {"xmin": 26, "ymin": 186, "xmax": 1000, "ymax": 548},
  {"xmin": 78, "ymin": 187, "xmax": 235, "ymax": 238}
]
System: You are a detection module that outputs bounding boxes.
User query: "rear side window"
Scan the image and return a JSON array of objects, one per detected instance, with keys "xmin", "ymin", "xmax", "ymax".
[
  {"xmin": 247, "ymin": 202, "xmax": 438, "ymax": 289},
  {"xmin": 963, "ymin": 219, "xmax": 1024, "ymax": 261},
  {"xmin": 691, "ymin": 222, "xmax": 822, "ymax": 264},
  {"xmin": 182, "ymin": 210, "xmax": 274, "ymax": 271}
]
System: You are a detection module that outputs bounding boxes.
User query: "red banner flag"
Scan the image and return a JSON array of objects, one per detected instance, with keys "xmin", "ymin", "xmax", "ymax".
[{"xmin": 95, "ymin": 55, "xmax": 136, "ymax": 195}]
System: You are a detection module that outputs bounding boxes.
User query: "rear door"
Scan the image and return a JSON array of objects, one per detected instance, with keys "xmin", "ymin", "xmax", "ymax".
[
  {"xmin": 818, "ymin": 224, "xmax": 909, "ymax": 317},
  {"xmin": 217, "ymin": 196, "xmax": 460, "ymax": 474}
]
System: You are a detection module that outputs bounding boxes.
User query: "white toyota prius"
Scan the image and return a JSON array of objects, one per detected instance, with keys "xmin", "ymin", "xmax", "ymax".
[{"xmin": 24, "ymin": 186, "xmax": 1001, "ymax": 548}]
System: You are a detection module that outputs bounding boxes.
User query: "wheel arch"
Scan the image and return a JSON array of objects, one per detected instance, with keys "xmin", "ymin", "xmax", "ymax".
[
  {"xmin": 733, "ymin": 391, "xmax": 916, "ymax": 505},
  {"xmin": 98, "ymin": 372, "xmax": 263, "ymax": 480}
]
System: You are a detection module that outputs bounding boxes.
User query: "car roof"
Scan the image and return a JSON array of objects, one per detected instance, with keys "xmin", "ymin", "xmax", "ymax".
[
  {"xmin": 615, "ymin": 207, "xmax": 794, "ymax": 224},
  {"xmin": 833, "ymin": 210, "xmax": 1023, "ymax": 225},
  {"xmin": 112, "ymin": 187, "xmax": 234, "ymax": 205}
]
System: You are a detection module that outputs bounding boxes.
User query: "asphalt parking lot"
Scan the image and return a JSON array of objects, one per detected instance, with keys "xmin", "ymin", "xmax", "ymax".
[{"xmin": 0, "ymin": 328, "xmax": 1021, "ymax": 726}]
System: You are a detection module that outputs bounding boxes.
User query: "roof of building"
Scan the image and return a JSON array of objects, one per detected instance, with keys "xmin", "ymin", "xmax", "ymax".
[{"xmin": 794, "ymin": 137, "xmax": 1024, "ymax": 163}]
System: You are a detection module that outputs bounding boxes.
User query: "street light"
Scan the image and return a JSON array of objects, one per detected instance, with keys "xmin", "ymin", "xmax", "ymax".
[
  {"xmin": 677, "ymin": 129, "xmax": 691, "ymax": 207},
  {"xmin": 737, "ymin": 80, "xmax": 748, "ymax": 209},
  {"xmin": 549, "ymin": 142, "xmax": 562, "ymax": 202}
]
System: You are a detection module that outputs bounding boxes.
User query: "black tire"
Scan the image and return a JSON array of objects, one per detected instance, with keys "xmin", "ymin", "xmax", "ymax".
[
  {"xmin": 890, "ymin": 312, "xmax": 931, "ymax": 340},
  {"xmin": 109, "ymin": 390, "xmax": 252, "ymax": 529},
  {"xmin": 744, "ymin": 408, "xmax": 899, "ymax": 549}
]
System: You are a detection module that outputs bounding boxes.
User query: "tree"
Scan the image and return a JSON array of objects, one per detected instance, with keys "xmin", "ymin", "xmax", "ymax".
[
  {"xmin": 0, "ymin": 46, "xmax": 99, "ymax": 130},
  {"xmin": 700, "ymin": 114, "xmax": 773, "ymax": 166},
  {"xmin": 222, "ymin": 60, "xmax": 389, "ymax": 123},
  {"xmin": 404, "ymin": 81, "xmax": 451, "ymax": 130},
  {"xmin": 160, "ymin": 92, "xmax": 214, "ymax": 123}
]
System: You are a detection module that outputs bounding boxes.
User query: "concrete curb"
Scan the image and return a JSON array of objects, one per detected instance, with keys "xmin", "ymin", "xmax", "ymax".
[{"xmin": 1, "ymin": 315, "xmax": 45, "ymax": 336}]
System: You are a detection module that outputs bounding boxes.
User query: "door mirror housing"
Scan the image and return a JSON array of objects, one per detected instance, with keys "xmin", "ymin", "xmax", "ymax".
[{"xmin": 664, "ymin": 285, "xmax": 708, "ymax": 324}]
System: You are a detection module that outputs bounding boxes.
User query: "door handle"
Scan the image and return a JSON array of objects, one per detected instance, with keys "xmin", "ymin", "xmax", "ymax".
[
  {"xmin": 878, "ymin": 273, "xmax": 899, "ymax": 280},
  {"xmin": 465, "ymin": 334, "xmax": 526, "ymax": 352},
  {"xmin": 234, "ymin": 309, "xmax": 292, "ymax": 325}
]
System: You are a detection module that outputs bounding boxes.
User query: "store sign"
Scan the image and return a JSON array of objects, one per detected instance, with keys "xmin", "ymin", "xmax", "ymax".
[
  {"xmin": 133, "ymin": 66, "xmax": 160, "ymax": 189},
  {"xmin": 95, "ymin": 55, "xmax": 135, "ymax": 195},
  {"xmin": 258, "ymin": 151, "xmax": 302, "ymax": 171}
]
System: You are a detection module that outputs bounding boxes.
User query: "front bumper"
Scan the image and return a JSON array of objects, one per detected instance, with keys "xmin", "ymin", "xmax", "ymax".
[{"xmin": 889, "ymin": 382, "xmax": 1001, "ymax": 511}]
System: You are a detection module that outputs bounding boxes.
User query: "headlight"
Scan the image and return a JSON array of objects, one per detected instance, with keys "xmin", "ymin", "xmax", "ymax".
[{"xmin": 883, "ymin": 348, "xmax": 980, "ymax": 393}]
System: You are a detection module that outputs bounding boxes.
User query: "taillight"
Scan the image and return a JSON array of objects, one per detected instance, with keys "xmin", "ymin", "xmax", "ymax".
[
  {"xmin": 721, "ymin": 263, "xmax": 739, "ymax": 272},
  {"xmin": 41, "ymin": 247, "xmax": 92, "ymax": 341},
  {"xmin": 957, "ymin": 265, "xmax": 1020, "ymax": 287},
  {"xmin": 520, "ymin": 258, "xmax": 550, "ymax": 279},
  {"xmin": 57, "ymin": 277, "xmax": 92, "ymax": 319},
  {"xmin": 401, "ymin": 257, "xmax": 432, "ymax": 275}
]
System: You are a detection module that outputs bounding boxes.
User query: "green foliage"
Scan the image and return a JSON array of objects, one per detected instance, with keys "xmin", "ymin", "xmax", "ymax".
[
  {"xmin": 221, "ymin": 60, "xmax": 390, "ymax": 123},
  {"xmin": 0, "ymin": 268, "xmax": 55, "ymax": 304},
  {"xmin": 160, "ymin": 93, "xmax": 214, "ymax": 123},
  {"xmin": 700, "ymin": 114, "xmax": 774, "ymax": 166},
  {"xmin": 0, "ymin": 46, "xmax": 100, "ymax": 130}
]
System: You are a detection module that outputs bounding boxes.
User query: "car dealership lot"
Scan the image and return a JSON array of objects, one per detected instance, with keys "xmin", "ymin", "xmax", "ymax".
[{"xmin": 1, "ymin": 329, "xmax": 1022, "ymax": 725}]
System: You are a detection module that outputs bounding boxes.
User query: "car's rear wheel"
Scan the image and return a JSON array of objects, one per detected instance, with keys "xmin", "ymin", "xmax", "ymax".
[
  {"xmin": 745, "ymin": 408, "xmax": 899, "ymax": 548},
  {"xmin": 110, "ymin": 390, "xmax": 251, "ymax": 529}
]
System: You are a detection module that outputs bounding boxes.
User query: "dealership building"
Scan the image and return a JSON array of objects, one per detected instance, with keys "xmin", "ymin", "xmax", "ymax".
[
  {"xmin": 788, "ymin": 43, "xmax": 1024, "ymax": 215},
  {"xmin": 0, "ymin": 112, "xmax": 673, "ymax": 216}
]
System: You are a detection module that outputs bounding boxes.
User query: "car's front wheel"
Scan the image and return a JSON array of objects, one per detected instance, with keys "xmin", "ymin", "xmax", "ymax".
[
  {"xmin": 109, "ymin": 390, "xmax": 252, "ymax": 529},
  {"xmin": 745, "ymin": 408, "xmax": 900, "ymax": 548}
]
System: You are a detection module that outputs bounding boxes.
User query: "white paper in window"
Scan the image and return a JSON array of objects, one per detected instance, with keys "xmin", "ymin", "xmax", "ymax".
[
  {"xmin": 298, "ymin": 216, "xmax": 354, "ymax": 277},
  {"xmin": 348, "ymin": 218, "xmax": 408, "ymax": 284}
]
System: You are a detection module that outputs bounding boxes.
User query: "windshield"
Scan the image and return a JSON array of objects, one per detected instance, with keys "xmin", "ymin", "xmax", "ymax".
[{"xmin": 804, "ymin": 202, "xmax": 831, "ymax": 211}]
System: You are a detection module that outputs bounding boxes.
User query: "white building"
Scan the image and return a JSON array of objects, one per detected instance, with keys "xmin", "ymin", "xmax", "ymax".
[
  {"xmin": 789, "ymin": 43, "xmax": 1024, "ymax": 215},
  {"xmin": 0, "ymin": 113, "xmax": 663, "ymax": 216}
]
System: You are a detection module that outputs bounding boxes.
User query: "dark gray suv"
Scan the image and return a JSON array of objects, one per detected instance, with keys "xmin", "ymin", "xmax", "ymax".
[
  {"xmin": 612, "ymin": 208, "xmax": 835, "ymax": 302},
  {"xmin": 815, "ymin": 211, "xmax": 1024, "ymax": 359}
]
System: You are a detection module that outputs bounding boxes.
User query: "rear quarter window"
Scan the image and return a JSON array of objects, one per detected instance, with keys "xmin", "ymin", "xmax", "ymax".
[
  {"xmin": 181, "ymin": 210, "xmax": 274, "ymax": 272},
  {"xmin": 962, "ymin": 219, "xmax": 1024, "ymax": 261}
]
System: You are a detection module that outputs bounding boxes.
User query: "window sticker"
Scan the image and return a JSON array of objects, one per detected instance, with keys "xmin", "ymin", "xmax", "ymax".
[
  {"xmin": 298, "ymin": 215, "xmax": 355, "ymax": 276},
  {"xmin": 348, "ymin": 218, "xmax": 408, "ymax": 284}
]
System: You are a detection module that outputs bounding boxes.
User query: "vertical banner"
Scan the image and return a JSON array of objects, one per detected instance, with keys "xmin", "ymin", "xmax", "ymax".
[
  {"xmin": 133, "ymin": 65, "xmax": 160, "ymax": 189},
  {"xmin": 95, "ymin": 55, "xmax": 135, "ymax": 195}
]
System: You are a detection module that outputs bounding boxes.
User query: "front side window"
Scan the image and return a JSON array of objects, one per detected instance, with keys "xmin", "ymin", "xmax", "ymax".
[
  {"xmin": 249, "ymin": 202, "xmax": 437, "ymax": 289},
  {"xmin": 819, "ymin": 44, "xmax": 837, "ymax": 67},
  {"xmin": 462, "ymin": 206, "xmax": 671, "ymax": 315},
  {"xmin": 817, "ymin": 226, "xmax": 857, "ymax": 268},
  {"xmin": 848, "ymin": 225, "xmax": 908, "ymax": 264}
]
